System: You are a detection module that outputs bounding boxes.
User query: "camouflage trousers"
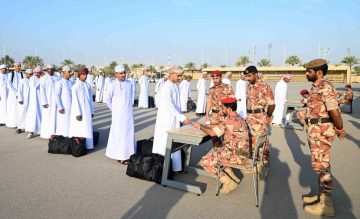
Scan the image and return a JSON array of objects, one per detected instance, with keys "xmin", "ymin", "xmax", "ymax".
[
  {"xmin": 200, "ymin": 147, "xmax": 248, "ymax": 177},
  {"xmin": 247, "ymin": 113, "xmax": 270, "ymax": 164},
  {"xmin": 307, "ymin": 124, "xmax": 336, "ymax": 194}
]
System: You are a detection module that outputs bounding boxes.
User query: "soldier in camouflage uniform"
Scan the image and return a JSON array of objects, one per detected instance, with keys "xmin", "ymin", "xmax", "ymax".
[
  {"xmin": 243, "ymin": 66, "xmax": 275, "ymax": 172},
  {"xmin": 194, "ymin": 98, "xmax": 249, "ymax": 195},
  {"xmin": 205, "ymin": 70, "xmax": 235, "ymax": 125},
  {"xmin": 302, "ymin": 59, "xmax": 345, "ymax": 217},
  {"xmin": 338, "ymin": 83, "xmax": 353, "ymax": 105}
]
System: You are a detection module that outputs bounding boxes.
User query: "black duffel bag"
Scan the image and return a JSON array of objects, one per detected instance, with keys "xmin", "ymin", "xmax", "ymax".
[
  {"xmin": 71, "ymin": 137, "xmax": 87, "ymax": 157},
  {"xmin": 48, "ymin": 135, "xmax": 72, "ymax": 154},
  {"xmin": 126, "ymin": 153, "xmax": 164, "ymax": 184},
  {"xmin": 93, "ymin": 131, "xmax": 100, "ymax": 146},
  {"xmin": 187, "ymin": 97, "xmax": 196, "ymax": 112},
  {"xmin": 136, "ymin": 137, "xmax": 154, "ymax": 155},
  {"xmin": 148, "ymin": 96, "xmax": 155, "ymax": 108}
]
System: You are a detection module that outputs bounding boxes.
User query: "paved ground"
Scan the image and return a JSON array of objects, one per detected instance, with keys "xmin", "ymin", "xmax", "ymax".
[{"xmin": 0, "ymin": 81, "xmax": 359, "ymax": 219}]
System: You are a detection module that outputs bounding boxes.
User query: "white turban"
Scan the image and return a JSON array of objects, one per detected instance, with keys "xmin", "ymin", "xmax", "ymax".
[
  {"xmin": 0, "ymin": 64, "xmax": 8, "ymax": 69},
  {"xmin": 46, "ymin": 63, "xmax": 55, "ymax": 69},
  {"xmin": 62, "ymin": 65, "xmax": 71, "ymax": 72},
  {"xmin": 115, "ymin": 65, "xmax": 125, "ymax": 73},
  {"xmin": 167, "ymin": 65, "xmax": 183, "ymax": 75},
  {"xmin": 25, "ymin": 69, "xmax": 33, "ymax": 74}
]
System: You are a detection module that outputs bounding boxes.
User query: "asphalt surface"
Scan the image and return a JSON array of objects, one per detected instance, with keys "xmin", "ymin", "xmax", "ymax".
[{"xmin": 0, "ymin": 81, "xmax": 359, "ymax": 219}]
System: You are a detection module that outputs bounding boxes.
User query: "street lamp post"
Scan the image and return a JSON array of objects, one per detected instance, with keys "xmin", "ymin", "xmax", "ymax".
[{"xmin": 321, "ymin": 48, "xmax": 330, "ymax": 60}]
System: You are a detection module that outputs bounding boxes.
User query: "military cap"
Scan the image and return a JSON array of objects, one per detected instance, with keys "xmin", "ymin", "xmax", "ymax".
[
  {"xmin": 305, "ymin": 59, "xmax": 327, "ymax": 69},
  {"xmin": 300, "ymin": 89, "xmax": 309, "ymax": 95},
  {"xmin": 243, "ymin": 66, "xmax": 258, "ymax": 75},
  {"xmin": 211, "ymin": 70, "xmax": 221, "ymax": 77}
]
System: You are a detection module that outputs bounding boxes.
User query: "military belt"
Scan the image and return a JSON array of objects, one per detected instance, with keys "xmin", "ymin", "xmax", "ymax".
[
  {"xmin": 247, "ymin": 108, "xmax": 265, "ymax": 114},
  {"xmin": 305, "ymin": 118, "xmax": 331, "ymax": 125}
]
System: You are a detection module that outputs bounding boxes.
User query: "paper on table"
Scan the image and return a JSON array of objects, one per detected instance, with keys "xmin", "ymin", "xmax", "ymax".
[{"xmin": 167, "ymin": 125, "xmax": 208, "ymax": 137}]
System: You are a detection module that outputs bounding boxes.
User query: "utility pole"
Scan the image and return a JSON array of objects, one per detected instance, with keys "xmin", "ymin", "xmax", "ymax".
[
  {"xmin": 268, "ymin": 43, "xmax": 272, "ymax": 61},
  {"xmin": 253, "ymin": 45, "xmax": 256, "ymax": 64},
  {"xmin": 321, "ymin": 48, "xmax": 330, "ymax": 60},
  {"xmin": 225, "ymin": 48, "xmax": 228, "ymax": 67}
]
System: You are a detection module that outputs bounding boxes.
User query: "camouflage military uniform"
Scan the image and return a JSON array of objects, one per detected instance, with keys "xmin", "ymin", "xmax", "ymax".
[
  {"xmin": 305, "ymin": 78, "xmax": 338, "ymax": 194},
  {"xmin": 246, "ymin": 81, "xmax": 274, "ymax": 163},
  {"xmin": 208, "ymin": 83, "xmax": 235, "ymax": 125},
  {"xmin": 201, "ymin": 111, "xmax": 249, "ymax": 177}
]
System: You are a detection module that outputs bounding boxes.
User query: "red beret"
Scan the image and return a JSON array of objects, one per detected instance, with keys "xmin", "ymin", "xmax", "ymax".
[
  {"xmin": 211, "ymin": 70, "xmax": 221, "ymax": 77},
  {"xmin": 78, "ymin": 67, "xmax": 89, "ymax": 76},
  {"xmin": 221, "ymin": 98, "xmax": 237, "ymax": 104},
  {"xmin": 300, "ymin": 89, "xmax": 309, "ymax": 95}
]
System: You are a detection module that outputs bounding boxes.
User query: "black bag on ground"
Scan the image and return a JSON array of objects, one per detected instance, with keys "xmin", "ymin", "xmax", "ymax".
[
  {"xmin": 187, "ymin": 98, "xmax": 196, "ymax": 112},
  {"xmin": 71, "ymin": 137, "xmax": 87, "ymax": 157},
  {"xmin": 136, "ymin": 137, "xmax": 154, "ymax": 155},
  {"xmin": 126, "ymin": 153, "xmax": 164, "ymax": 184},
  {"xmin": 148, "ymin": 96, "xmax": 155, "ymax": 108},
  {"xmin": 48, "ymin": 135, "xmax": 72, "ymax": 154},
  {"xmin": 93, "ymin": 131, "xmax": 100, "ymax": 146}
]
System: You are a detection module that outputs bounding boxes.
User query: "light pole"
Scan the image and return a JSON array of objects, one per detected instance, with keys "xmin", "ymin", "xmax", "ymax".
[
  {"xmin": 268, "ymin": 43, "xmax": 272, "ymax": 61},
  {"xmin": 321, "ymin": 48, "xmax": 330, "ymax": 60}
]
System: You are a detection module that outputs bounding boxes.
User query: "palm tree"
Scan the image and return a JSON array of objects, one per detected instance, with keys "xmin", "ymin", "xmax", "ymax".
[
  {"xmin": 123, "ymin": 63, "xmax": 130, "ymax": 72},
  {"xmin": 90, "ymin": 66, "xmax": 97, "ymax": 73},
  {"xmin": 185, "ymin": 62, "xmax": 196, "ymax": 77},
  {"xmin": 235, "ymin": 56, "xmax": 250, "ymax": 67},
  {"xmin": 202, "ymin": 63, "xmax": 209, "ymax": 68},
  {"xmin": 258, "ymin": 58, "xmax": 271, "ymax": 67},
  {"xmin": 108, "ymin": 61, "xmax": 118, "ymax": 71},
  {"xmin": 61, "ymin": 59, "xmax": 75, "ymax": 67},
  {"xmin": 0, "ymin": 55, "xmax": 15, "ymax": 66},
  {"xmin": 73, "ymin": 64, "xmax": 85, "ymax": 71},
  {"xmin": 341, "ymin": 56, "xmax": 359, "ymax": 73},
  {"xmin": 285, "ymin": 56, "xmax": 301, "ymax": 66},
  {"xmin": 22, "ymin": 56, "xmax": 44, "ymax": 68},
  {"xmin": 353, "ymin": 66, "xmax": 360, "ymax": 75}
]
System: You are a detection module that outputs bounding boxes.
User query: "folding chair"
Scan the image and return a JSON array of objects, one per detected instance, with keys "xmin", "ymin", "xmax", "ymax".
[{"xmin": 215, "ymin": 132, "xmax": 268, "ymax": 207}]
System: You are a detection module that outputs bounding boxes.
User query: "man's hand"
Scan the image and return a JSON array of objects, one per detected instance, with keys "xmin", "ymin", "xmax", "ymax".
[
  {"xmin": 43, "ymin": 104, "xmax": 49, "ymax": 108},
  {"xmin": 183, "ymin": 118, "xmax": 192, "ymax": 125},
  {"xmin": 335, "ymin": 128, "xmax": 346, "ymax": 139},
  {"xmin": 193, "ymin": 122, "xmax": 200, "ymax": 129},
  {"xmin": 58, "ymin": 109, "xmax": 64, "ymax": 114},
  {"xmin": 19, "ymin": 101, "xmax": 24, "ymax": 105},
  {"xmin": 76, "ymin": 115, "xmax": 82, "ymax": 121}
]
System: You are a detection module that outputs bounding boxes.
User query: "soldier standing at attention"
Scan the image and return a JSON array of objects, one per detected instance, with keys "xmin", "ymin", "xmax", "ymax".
[
  {"xmin": 302, "ymin": 59, "xmax": 345, "ymax": 217},
  {"xmin": 244, "ymin": 66, "xmax": 275, "ymax": 178}
]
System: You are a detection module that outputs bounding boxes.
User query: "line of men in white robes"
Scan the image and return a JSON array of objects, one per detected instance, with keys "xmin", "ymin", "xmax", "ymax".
[{"xmin": 0, "ymin": 63, "xmax": 95, "ymax": 149}]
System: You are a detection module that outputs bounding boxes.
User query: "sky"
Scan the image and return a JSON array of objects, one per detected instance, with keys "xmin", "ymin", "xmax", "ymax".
[{"xmin": 1, "ymin": 0, "xmax": 359, "ymax": 67}]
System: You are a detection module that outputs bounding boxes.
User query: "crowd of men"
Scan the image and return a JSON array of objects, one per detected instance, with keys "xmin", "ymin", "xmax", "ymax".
[{"xmin": 0, "ymin": 58, "xmax": 352, "ymax": 217}]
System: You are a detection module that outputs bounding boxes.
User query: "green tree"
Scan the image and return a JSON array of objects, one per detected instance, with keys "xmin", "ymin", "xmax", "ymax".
[
  {"xmin": 220, "ymin": 64, "xmax": 226, "ymax": 68},
  {"xmin": 123, "ymin": 63, "xmax": 130, "ymax": 72},
  {"xmin": 90, "ymin": 66, "xmax": 97, "ymax": 73},
  {"xmin": 235, "ymin": 56, "xmax": 250, "ymax": 67},
  {"xmin": 258, "ymin": 58, "xmax": 271, "ymax": 67},
  {"xmin": 341, "ymin": 56, "xmax": 359, "ymax": 73},
  {"xmin": 0, "ymin": 55, "xmax": 15, "ymax": 66},
  {"xmin": 22, "ymin": 56, "xmax": 44, "ymax": 68},
  {"xmin": 202, "ymin": 63, "xmax": 209, "ymax": 68},
  {"xmin": 185, "ymin": 62, "xmax": 196, "ymax": 77},
  {"xmin": 353, "ymin": 65, "xmax": 360, "ymax": 75},
  {"xmin": 73, "ymin": 64, "xmax": 85, "ymax": 71},
  {"xmin": 148, "ymin": 65, "xmax": 156, "ymax": 73},
  {"xmin": 285, "ymin": 56, "xmax": 301, "ymax": 66},
  {"xmin": 61, "ymin": 59, "xmax": 75, "ymax": 67}
]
